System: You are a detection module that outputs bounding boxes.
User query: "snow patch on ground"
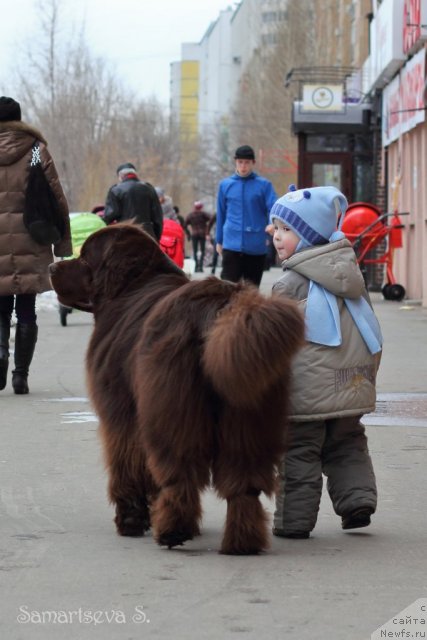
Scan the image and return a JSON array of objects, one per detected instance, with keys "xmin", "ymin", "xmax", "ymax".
[{"xmin": 37, "ymin": 291, "xmax": 60, "ymax": 311}]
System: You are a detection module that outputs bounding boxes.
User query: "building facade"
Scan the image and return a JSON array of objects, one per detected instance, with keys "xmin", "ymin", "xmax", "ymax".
[
  {"xmin": 170, "ymin": 0, "xmax": 289, "ymax": 137},
  {"xmin": 362, "ymin": 0, "xmax": 427, "ymax": 305},
  {"xmin": 171, "ymin": 0, "xmax": 427, "ymax": 305}
]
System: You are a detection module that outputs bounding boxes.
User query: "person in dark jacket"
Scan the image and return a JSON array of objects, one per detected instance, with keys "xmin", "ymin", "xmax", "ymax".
[
  {"xmin": 208, "ymin": 213, "xmax": 219, "ymax": 274},
  {"xmin": 184, "ymin": 201, "xmax": 212, "ymax": 272},
  {"xmin": 0, "ymin": 96, "xmax": 72, "ymax": 394},
  {"xmin": 216, "ymin": 145, "xmax": 277, "ymax": 287},
  {"xmin": 155, "ymin": 186, "xmax": 176, "ymax": 222},
  {"xmin": 104, "ymin": 163, "xmax": 163, "ymax": 241}
]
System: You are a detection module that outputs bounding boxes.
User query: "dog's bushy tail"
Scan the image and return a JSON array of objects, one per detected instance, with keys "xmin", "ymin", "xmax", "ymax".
[{"xmin": 203, "ymin": 287, "xmax": 305, "ymax": 407}]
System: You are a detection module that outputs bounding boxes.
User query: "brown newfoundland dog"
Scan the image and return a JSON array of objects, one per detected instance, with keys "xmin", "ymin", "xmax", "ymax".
[{"xmin": 49, "ymin": 224, "xmax": 304, "ymax": 554}]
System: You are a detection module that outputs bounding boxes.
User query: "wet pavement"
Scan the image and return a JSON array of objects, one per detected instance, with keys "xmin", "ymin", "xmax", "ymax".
[
  {"xmin": 0, "ymin": 269, "xmax": 426, "ymax": 640},
  {"xmin": 365, "ymin": 392, "xmax": 427, "ymax": 427}
]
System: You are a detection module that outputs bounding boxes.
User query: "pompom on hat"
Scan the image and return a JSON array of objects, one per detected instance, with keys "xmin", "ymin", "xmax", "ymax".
[
  {"xmin": 0, "ymin": 96, "xmax": 21, "ymax": 122},
  {"xmin": 270, "ymin": 184, "xmax": 348, "ymax": 248}
]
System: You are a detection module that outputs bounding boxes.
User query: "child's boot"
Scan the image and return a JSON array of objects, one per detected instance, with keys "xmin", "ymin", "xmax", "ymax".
[{"xmin": 342, "ymin": 507, "xmax": 374, "ymax": 530}]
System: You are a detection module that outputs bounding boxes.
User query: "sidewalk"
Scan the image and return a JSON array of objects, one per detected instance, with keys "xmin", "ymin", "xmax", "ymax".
[{"xmin": 1, "ymin": 271, "xmax": 426, "ymax": 640}]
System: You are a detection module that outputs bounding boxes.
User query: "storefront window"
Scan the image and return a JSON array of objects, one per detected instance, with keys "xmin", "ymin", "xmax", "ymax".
[
  {"xmin": 353, "ymin": 134, "xmax": 373, "ymax": 153},
  {"xmin": 312, "ymin": 163, "xmax": 342, "ymax": 189},
  {"xmin": 306, "ymin": 135, "xmax": 349, "ymax": 152},
  {"xmin": 353, "ymin": 159, "xmax": 375, "ymax": 202}
]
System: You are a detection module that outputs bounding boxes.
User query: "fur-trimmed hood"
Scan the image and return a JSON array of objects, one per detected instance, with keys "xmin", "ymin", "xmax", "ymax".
[
  {"xmin": 0, "ymin": 120, "xmax": 47, "ymax": 166},
  {"xmin": 0, "ymin": 118, "xmax": 72, "ymax": 295}
]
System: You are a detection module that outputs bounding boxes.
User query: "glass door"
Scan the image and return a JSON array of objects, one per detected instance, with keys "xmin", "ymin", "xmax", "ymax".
[{"xmin": 301, "ymin": 153, "xmax": 352, "ymax": 200}]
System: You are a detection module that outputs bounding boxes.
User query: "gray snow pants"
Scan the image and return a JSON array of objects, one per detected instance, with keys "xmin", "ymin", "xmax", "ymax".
[{"xmin": 273, "ymin": 415, "xmax": 377, "ymax": 534}]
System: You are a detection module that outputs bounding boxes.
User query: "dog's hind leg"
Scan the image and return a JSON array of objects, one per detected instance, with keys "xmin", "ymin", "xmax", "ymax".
[
  {"xmin": 111, "ymin": 471, "xmax": 154, "ymax": 537},
  {"xmin": 212, "ymin": 396, "xmax": 286, "ymax": 555},
  {"xmin": 134, "ymin": 344, "xmax": 215, "ymax": 549},
  {"xmin": 221, "ymin": 493, "xmax": 270, "ymax": 555},
  {"xmin": 149, "ymin": 459, "xmax": 210, "ymax": 549},
  {"xmin": 152, "ymin": 485, "xmax": 202, "ymax": 548}
]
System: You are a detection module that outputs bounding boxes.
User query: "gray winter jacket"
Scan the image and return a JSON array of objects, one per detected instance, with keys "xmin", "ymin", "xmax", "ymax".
[{"xmin": 272, "ymin": 238, "xmax": 381, "ymax": 422}]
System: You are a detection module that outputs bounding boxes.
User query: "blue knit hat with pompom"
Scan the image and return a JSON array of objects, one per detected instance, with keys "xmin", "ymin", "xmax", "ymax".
[{"xmin": 270, "ymin": 184, "xmax": 348, "ymax": 247}]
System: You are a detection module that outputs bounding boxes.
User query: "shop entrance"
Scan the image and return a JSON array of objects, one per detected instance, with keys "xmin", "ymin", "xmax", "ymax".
[
  {"xmin": 302, "ymin": 153, "xmax": 352, "ymax": 197},
  {"xmin": 297, "ymin": 133, "xmax": 374, "ymax": 204}
]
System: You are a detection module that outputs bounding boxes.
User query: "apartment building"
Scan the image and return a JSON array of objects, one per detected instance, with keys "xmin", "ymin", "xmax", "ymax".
[{"xmin": 170, "ymin": 0, "xmax": 289, "ymax": 138}]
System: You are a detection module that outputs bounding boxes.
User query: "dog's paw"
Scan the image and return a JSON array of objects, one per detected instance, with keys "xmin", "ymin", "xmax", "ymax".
[
  {"xmin": 115, "ymin": 514, "xmax": 150, "ymax": 537},
  {"xmin": 156, "ymin": 528, "xmax": 194, "ymax": 549}
]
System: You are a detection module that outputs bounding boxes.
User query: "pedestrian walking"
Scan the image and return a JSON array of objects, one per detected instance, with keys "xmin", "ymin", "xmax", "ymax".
[
  {"xmin": 155, "ymin": 186, "xmax": 176, "ymax": 221},
  {"xmin": 270, "ymin": 184, "xmax": 382, "ymax": 538},
  {"xmin": 172, "ymin": 205, "xmax": 186, "ymax": 229},
  {"xmin": 0, "ymin": 96, "xmax": 72, "ymax": 394},
  {"xmin": 184, "ymin": 201, "xmax": 211, "ymax": 272},
  {"xmin": 216, "ymin": 145, "xmax": 277, "ymax": 287},
  {"xmin": 208, "ymin": 213, "xmax": 219, "ymax": 274},
  {"xmin": 159, "ymin": 218, "xmax": 185, "ymax": 268},
  {"xmin": 104, "ymin": 163, "xmax": 163, "ymax": 241}
]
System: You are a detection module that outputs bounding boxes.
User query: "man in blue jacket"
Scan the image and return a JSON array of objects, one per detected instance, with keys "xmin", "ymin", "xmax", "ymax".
[{"xmin": 216, "ymin": 145, "xmax": 277, "ymax": 287}]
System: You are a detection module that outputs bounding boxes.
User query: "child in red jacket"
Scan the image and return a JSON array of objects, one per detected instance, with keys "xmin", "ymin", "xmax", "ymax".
[{"xmin": 160, "ymin": 219, "xmax": 185, "ymax": 268}]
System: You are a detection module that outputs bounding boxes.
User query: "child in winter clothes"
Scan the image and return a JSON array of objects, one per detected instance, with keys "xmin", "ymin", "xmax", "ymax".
[{"xmin": 270, "ymin": 185, "xmax": 382, "ymax": 538}]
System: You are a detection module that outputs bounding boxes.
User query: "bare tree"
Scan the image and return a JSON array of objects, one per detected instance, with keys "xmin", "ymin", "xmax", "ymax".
[
  {"xmin": 228, "ymin": 1, "xmax": 316, "ymax": 194},
  {"xmin": 13, "ymin": 0, "xmax": 180, "ymax": 211}
]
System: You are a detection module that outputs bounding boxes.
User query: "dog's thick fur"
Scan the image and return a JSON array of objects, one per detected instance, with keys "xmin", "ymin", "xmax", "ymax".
[{"xmin": 50, "ymin": 225, "xmax": 304, "ymax": 554}]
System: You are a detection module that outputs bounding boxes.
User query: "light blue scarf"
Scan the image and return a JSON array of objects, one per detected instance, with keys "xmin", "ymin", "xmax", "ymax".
[
  {"xmin": 271, "ymin": 185, "xmax": 383, "ymax": 354},
  {"xmin": 305, "ymin": 281, "xmax": 383, "ymax": 354}
]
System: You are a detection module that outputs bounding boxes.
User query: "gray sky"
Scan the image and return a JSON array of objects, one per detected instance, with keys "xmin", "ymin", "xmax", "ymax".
[{"xmin": 0, "ymin": 0, "xmax": 235, "ymax": 105}]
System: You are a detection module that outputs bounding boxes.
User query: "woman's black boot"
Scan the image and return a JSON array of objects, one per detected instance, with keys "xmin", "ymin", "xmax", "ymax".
[
  {"xmin": 0, "ymin": 313, "xmax": 11, "ymax": 390},
  {"xmin": 12, "ymin": 323, "xmax": 38, "ymax": 395}
]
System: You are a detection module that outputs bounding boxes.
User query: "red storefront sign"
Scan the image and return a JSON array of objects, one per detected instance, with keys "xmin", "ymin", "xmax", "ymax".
[
  {"xmin": 403, "ymin": 0, "xmax": 427, "ymax": 55},
  {"xmin": 382, "ymin": 47, "xmax": 426, "ymax": 146}
]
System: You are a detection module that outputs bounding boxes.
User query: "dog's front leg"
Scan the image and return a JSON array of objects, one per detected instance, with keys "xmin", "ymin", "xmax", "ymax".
[
  {"xmin": 101, "ymin": 425, "xmax": 153, "ymax": 537},
  {"xmin": 150, "ymin": 481, "xmax": 203, "ymax": 549}
]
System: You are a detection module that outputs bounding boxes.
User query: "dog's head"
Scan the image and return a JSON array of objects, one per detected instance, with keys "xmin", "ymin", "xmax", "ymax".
[{"xmin": 49, "ymin": 224, "xmax": 185, "ymax": 312}]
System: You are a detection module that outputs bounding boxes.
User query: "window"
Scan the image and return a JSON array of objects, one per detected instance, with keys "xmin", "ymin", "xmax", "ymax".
[
  {"xmin": 262, "ymin": 11, "xmax": 277, "ymax": 23},
  {"xmin": 262, "ymin": 10, "xmax": 287, "ymax": 22},
  {"xmin": 306, "ymin": 135, "xmax": 349, "ymax": 152},
  {"xmin": 261, "ymin": 32, "xmax": 278, "ymax": 45}
]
